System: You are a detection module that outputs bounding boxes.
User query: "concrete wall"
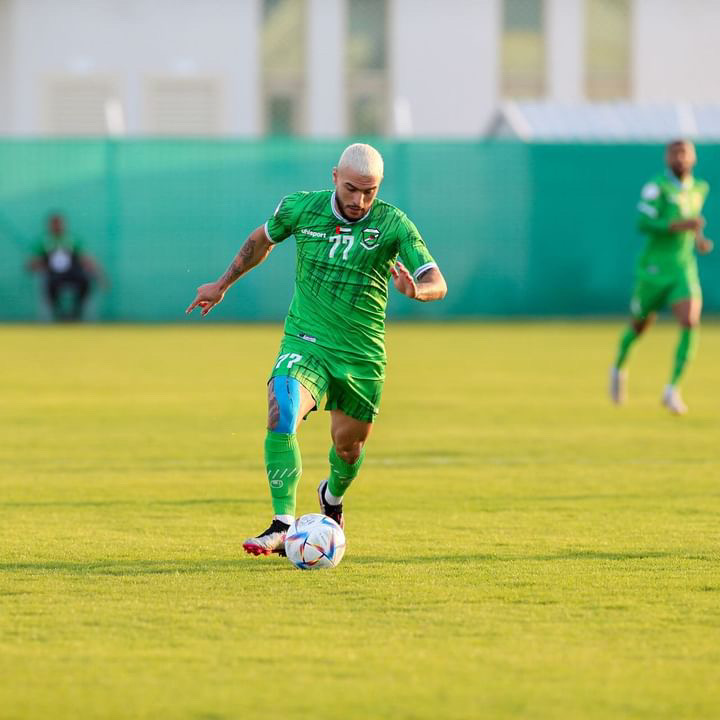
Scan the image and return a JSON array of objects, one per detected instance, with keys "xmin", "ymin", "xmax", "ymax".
[
  {"xmin": 5, "ymin": 0, "xmax": 260, "ymax": 135},
  {"xmin": 2, "ymin": 0, "xmax": 720, "ymax": 137},
  {"xmin": 390, "ymin": 0, "xmax": 499, "ymax": 136},
  {"xmin": 546, "ymin": 0, "xmax": 584, "ymax": 102},
  {"xmin": 2, "ymin": 0, "xmax": 502, "ymax": 138},
  {"xmin": 633, "ymin": 0, "xmax": 720, "ymax": 103},
  {"xmin": 0, "ymin": 0, "xmax": 13, "ymax": 134},
  {"xmin": 307, "ymin": 0, "xmax": 345, "ymax": 137}
]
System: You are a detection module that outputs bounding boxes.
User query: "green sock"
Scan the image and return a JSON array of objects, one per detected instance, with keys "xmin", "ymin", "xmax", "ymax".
[
  {"xmin": 670, "ymin": 327, "xmax": 698, "ymax": 386},
  {"xmin": 264, "ymin": 431, "xmax": 302, "ymax": 517},
  {"xmin": 614, "ymin": 326, "xmax": 639, "ymax": 369},
  {"xmin": 327, "ymin": 445, "xmax": 365, "ymax": 500}
]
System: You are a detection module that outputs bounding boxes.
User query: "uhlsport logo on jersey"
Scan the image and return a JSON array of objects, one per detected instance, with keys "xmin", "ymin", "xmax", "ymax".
[
  {"xmin": 300, "ymin": 228, "xmax": 326, "ymax": 238},
  {"xmin": 360, "ymin": 228, "xmax": 381, "ymax": 250}
]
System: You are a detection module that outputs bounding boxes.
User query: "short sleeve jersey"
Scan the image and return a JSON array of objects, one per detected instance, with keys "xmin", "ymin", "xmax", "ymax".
[
  {"xmin": 264, "ymin": 190, "xmax": 437, "ymax": 360},
  {"xmin": 31, "ymin": 233, "xmax": 85, "ymax": 275},
  {"xmin": 636, "ymin": 172, "xmax": 709, "ymax": 274}
]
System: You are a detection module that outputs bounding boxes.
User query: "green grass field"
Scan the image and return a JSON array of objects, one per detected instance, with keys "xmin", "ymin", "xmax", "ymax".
[{"xmin": 1, "ymin": 323, "xmax": 718, "ymax": 720}]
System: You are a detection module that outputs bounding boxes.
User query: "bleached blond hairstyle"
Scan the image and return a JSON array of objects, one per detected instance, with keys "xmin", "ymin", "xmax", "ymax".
[{"xmin": 337, "ymin": 143, "xmax": 384, "ymax": 179}]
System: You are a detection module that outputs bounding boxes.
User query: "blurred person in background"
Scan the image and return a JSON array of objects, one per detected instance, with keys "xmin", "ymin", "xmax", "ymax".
[
  {"xmin": 186, "ymin": 143, "xmax": 447, "ymax": 557},
  {"xmin": 610, "ymin": 140, "xmax": 713, "ymax": 415},
  {"xmin": 26, "ymin": 212, "xmax": 105, "ymax": 322}
]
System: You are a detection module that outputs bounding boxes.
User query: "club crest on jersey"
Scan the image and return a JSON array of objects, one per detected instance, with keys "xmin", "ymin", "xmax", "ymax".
[{"xmin": 360, "ymin": 228, "xmax": 381, "ymax": 250}]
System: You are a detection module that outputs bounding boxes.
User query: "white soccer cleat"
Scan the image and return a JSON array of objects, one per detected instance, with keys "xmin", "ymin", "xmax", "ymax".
[
  {"xmin": 609, "ymin": 367, "xmax": 628, "ymax": 405},
  {"xmin": 662, "ymin": 385, "xmax": 688, "ymax": 416},
  {"xmin": 242, "ymin": 519, "xmax": 290, "ymax": 556}
]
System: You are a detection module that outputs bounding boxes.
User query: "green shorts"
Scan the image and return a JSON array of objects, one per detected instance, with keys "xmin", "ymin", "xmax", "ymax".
[
  {"xmin": 269, "ymin": 335, "xmax": 385, "ymax": 423},
  {"xmin": 630, "ymin": 267, "xmax": 701, "ymax": 319}
]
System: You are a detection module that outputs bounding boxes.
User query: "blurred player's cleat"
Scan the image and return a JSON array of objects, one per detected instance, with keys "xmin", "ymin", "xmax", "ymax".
[
  {"xmin": 662, "ymin": 385, "xmax": 688, "ymax": 415},
  {"xmin": 242, "ymin": 518, "xmax": 290, "ymax": 556},
  {"xmin": 609, "ymin": 367, "xmax": 628, "ymax": 405},
  {"xmin": 317, "ymin": 479, "xmax": 344, "ymax": 529}
]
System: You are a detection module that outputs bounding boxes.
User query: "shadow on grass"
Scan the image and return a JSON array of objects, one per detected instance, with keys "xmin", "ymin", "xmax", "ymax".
[
  {"xmin": 527, "ymin": 550, "xmax": 675, "ymax": 561},
  {"xmin": 0, "ymin": 558, "xmax": 289, "ymax": 576},
  {"xmin": 348, "ymin": 549, "xmax": 708, "ymax": 565},
  {"xmin": 0, "ymin": 498, "xmax": 262, "ymax": 509},
  {"xmin": 1, "ymin": 549, "xmax": 710, "ymax": 577}
]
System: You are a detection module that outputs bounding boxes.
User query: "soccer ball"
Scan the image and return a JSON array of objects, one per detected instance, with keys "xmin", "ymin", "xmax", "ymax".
[{"xmin": 284, "ymin": 513, "xmax": 346, "ymax": 570}]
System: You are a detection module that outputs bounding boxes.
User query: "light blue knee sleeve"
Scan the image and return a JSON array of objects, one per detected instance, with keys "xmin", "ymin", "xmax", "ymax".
[{"xmin": 272, "ymin": 376, "xmax": 302, "ymax": 434}]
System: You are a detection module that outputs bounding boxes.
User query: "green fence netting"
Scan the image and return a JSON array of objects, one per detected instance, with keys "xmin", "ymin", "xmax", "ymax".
[{"xmin": 1, "ymin": 140, "xmax": 719, "ymax": 321}]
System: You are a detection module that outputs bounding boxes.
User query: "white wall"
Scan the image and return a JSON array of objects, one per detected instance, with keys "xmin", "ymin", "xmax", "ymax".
[
  {"xmin": 0, "ymin": 0, "xmax": 13, "ymax": 133},
  {"xmin": 307, "ymin": 0, "xmax": 345, "ymax": 137},
  {"xmin": 6, "ymin": 0, "xmax": 260, "ymax": 135},
  {"xmin": 633, "ymin": 0, "xmax": 720, "ymax": 103},
  {"xmin": 546, "ymin": 0, "xmax": 584, "ymax": 102},
  {"xmin": 390, "ymin": 0, "xmax": 499, "ymax": 136},
  {"xmin": 5, "ymin": 0, "xmax": 720, "ymax": 137}
]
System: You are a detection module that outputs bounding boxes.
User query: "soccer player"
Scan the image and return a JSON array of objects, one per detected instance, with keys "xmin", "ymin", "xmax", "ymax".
[
  {"xmin": 186, "ymin": 143, "xmax": 447, "ymax": 555},
  {"xmin": 26, "ymin": 212, "xmax": 105, "ymax": 322},
  {"xmin": 610, "ymin": 140, "xmax": 713, "ymax": 414}
]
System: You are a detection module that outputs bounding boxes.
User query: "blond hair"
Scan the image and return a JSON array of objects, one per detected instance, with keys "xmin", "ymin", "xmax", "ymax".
[{"xmin": 337, "ymin": 143, "xmax": 384, "ymax": 179}]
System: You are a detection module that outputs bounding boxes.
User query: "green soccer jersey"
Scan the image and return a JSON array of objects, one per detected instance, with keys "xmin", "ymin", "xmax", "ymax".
[
  {"xmin": 264, "ymin": 190, "xmax": 437, "ymax": 360},
  {"xmin": 31, "ymin": 233, "xmax": 85, "ymax": 274},
  {"xmin": 636, "ymin": 171, "xmax": 709, "ymax": 274}
]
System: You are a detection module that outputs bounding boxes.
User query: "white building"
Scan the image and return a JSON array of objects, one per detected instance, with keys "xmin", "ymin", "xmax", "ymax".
[{"xmin": 0, "ymin": 0, "xmax": 719, "ymax": 138}]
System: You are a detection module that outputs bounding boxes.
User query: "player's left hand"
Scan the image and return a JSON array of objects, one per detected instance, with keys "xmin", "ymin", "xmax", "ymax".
[
  {"xmin": 390, "ymin": 261, "xmax": 417, "ymax": 299},
  {"xmin": 696, "ymin": 235, "xmax": 714, "ymax": 254}
]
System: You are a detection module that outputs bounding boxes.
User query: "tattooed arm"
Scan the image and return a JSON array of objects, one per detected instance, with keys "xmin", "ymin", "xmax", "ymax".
[{"xmin": 186, "ymin": 226, "xmax": 274, "ymax": 316}]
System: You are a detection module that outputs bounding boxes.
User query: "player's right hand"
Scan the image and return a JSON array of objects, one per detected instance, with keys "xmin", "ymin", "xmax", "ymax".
[
  {"xmin": 186, "ymin": 281, "xmax": 225, "ymax": 316},
  {"xmin": 672, "ymin": 217, "xmax": 705, "ymax": 233},
  {"xmin": 390, "ymin": 261, "xmax": 417, "ymax": 299}
]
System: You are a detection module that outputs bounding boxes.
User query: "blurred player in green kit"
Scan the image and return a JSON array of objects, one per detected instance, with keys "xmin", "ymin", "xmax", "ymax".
[
  {"xmin": 186, "ymin": 144, "xmax": 447, "ymax": 555},
  {"xmin": 610, "ymin": 140, "xmax": 713, "ymax": 414}
]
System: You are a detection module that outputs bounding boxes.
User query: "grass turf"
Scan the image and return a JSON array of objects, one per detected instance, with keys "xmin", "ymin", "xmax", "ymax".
[{"xmin": 1, "ymin": 322, "xmax": 718, "ymax": 720}]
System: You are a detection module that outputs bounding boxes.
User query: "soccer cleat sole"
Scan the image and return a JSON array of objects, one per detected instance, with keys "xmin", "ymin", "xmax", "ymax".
[
  {"xmin": 242, "ymin": 542, "xmax": 271, "ymax": 556},
  {"xmin": 242, "ymin": 542, "xmax": 287, "ymax": 557}
]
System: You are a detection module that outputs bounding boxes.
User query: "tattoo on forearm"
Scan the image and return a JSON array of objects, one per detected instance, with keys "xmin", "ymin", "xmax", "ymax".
[
  {"xmin": 239, "ymin": 237, "xmax": 256, "ymax": 263},
  {"xmin": 219, "ymin": 237, "xmax": 257, "ymax": 286}
]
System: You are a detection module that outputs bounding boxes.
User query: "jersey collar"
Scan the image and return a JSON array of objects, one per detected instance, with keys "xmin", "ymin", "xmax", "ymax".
[
  {"xmin": 666, "ymin": 170, "xmax": 694, "ymax": 190},
  {"xmin": 330, "ymin": 191, "xmax": 372, "ymax": 224}
]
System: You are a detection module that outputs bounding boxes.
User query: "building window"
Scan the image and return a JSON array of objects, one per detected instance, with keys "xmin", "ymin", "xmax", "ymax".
[
  {"xmin": 145, "ymin": 77, "xmax": 222, "ymax": 136},
  {"xmin": 585, "ymin": 0, "xmax": 631, "ymax": 100},
  {"xmin": 262, "ymin": 0, "xmax": 306, "ymax": 136},
  {"xmin": 44, "ymin": 77, "xmax": 120, "ymax": 135},
  {"xmin": 347, "ymin": 0, "xmax": 388, "ymax": 136},
  {"xmin": 501, "ymin": 0, "xmax": 545, "ymax": 99}
]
